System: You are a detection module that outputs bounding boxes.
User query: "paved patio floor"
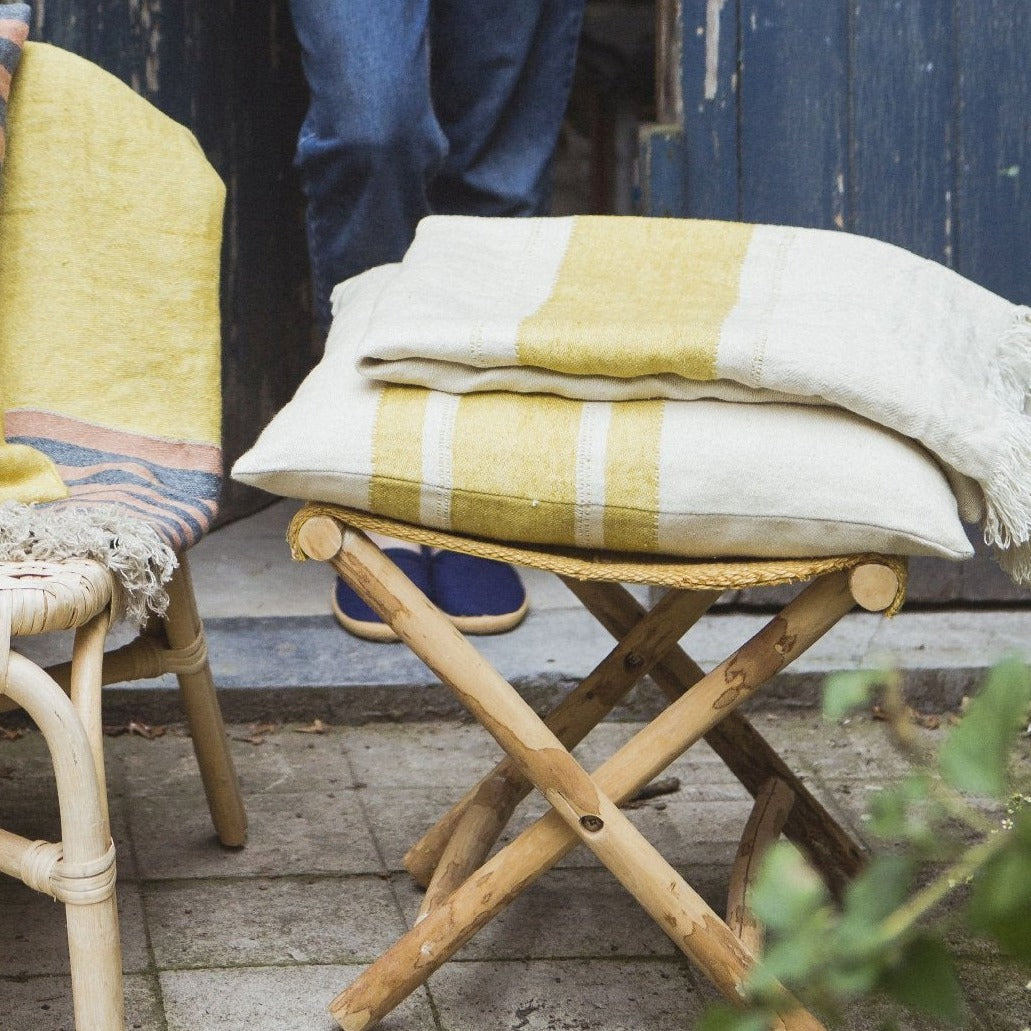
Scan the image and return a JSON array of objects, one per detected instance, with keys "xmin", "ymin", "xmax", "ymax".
[{"xmin": 1, "ymin": 712, "xmax": 1028, "ymax": 1030}]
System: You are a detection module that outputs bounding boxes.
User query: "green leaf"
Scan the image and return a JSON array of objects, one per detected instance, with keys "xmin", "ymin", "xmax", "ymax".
[
  {"xmin": 748, "ymin": 842, "xmax": 831, "ymax": 934},
  {"xmin": 823, "ymin": 959, "xmax": 882, "ymax": 1001},
  {"xmin": 967, "ymin": 814, "xmax": 1031, "ymax": 961},
  {"xmin": 878, "ymin": 934, "xmax": 966, "ymax": 1024},
  {"xmin": 1009, "ymin": 804, "xmax": 1031, "ymax": 844},
  {"xmin": 843, "ymin": 855, "xmax": 915, "ymax": 927},
  {"xmin": 939, "ymin": 657, "xmax": 1031, "ymax": 798},
  {"xmin": 824, "ymin": 669, "xmax": 889, "ymax": 720},
  {"xmin": 831, "ymin": 855, "xmax": 917, "ymax": 982},
  {"xmin": 747, "ymin": 911, "xmax": 831, "ymax": 994},
  {"xmin": 696, "ymin": 1004, "xmax": 773, "ymax": 1031},
  {"xmin": 867, "ymin": 772, "xmax": 942, "ymax": 849}
]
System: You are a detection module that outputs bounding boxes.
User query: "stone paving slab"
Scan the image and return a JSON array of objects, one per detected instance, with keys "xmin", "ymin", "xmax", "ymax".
[
  {"xmin": 128, "ymin": 787, "xmax": 385, "ymax": 881},
  {"xmin": 0, "ymin": 879, "xmax": 150, "ymax": 977},
  {"xmin": 159, "ymin": 966, "xmax": 435, "ymax": 1031},
  {"xmin": 429, "ymin": 958, "xmax": 706, "ymax": 1030},
  {"xmin": 0, "ymin": 973, "xmax": 164, "ymax": 1031},
  {"xmin": 144, "ymin": 875, "xmax": 405, "ymax": 970}
]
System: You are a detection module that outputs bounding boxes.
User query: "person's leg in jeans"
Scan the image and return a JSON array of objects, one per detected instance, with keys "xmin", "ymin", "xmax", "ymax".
[
  {"xmin": 421, "ymin": 0, "xmax": 585, "ymax": 631},
  {"xmin": 289, "ymin": 0, "xmax": 445, "ymax": 332},
  {"xmin": 289, "ymin": 0, "xmax": 443, "ymax": 640},
  {"xmin": 288, "ymin": 0, "xmax": 583, "ymax": 639},
  {"xmin": 428, "ymin": 0, "xmax": 585, "ymax": 218}
]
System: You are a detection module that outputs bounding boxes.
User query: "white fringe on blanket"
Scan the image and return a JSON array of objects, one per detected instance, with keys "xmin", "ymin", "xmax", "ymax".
[
  {"xmin": 952, "ymin": 306, "xmax": 1031, "ymax": 582},
  {"xmin": 0, "ymin": 502, "xmax": 177, "ymax": 626}
]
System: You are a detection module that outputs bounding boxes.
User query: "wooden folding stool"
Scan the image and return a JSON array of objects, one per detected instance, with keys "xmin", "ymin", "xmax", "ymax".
[{"xmin": 291, "ymin": 504, "xmax": 905, "ymax": 1031}]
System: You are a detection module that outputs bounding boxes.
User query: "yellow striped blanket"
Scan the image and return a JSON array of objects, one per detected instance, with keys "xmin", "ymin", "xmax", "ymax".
[
  {"xmin": 0, "ymin": 42, "xmax": 224, "ymax": 623},
  {"xmin": 233, "ymin": 264, "xmax": 975, "ymax": 567},
  {"xmin": 351, "ymin": 215, "xmax": 1031, "ymax": 582}
]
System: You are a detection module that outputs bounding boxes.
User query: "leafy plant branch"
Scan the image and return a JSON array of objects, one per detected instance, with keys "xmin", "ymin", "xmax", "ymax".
[{"xmin": 699, "ymin": 657, "xmax": 1031, "ymax": 1031}]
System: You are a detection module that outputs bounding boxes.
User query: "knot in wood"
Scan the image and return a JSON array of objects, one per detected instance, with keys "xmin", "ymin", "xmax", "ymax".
[{"xmin": 623, "ymin": 651, "xmax": 645, "ymax": 671}]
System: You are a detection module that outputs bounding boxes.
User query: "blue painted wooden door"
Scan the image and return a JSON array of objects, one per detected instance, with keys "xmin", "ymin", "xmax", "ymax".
[{"xmin": 640, "ymin": 0, "xmax": 1030, "ymax": 602}]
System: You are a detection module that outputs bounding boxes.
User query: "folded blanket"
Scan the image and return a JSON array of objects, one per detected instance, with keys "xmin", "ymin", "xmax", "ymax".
[{"xmin": 351, "ymin": 215, "xmax": 1031, "ymax": 581}]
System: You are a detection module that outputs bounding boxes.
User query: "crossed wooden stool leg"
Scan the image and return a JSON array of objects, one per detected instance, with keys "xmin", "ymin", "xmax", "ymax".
[{"xmin": 296, "ymin": 511, "xmax": 902, "ymax": 1031}]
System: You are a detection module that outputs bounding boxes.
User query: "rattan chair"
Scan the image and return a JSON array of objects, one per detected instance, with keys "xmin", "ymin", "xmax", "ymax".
[
  {"xmin": 0, "ymin": 43, "xmax": 246, "ymax": 1031},
  {"xmin": 290, "ymin": 505, "xmax": 905, "ymax": 1031}
]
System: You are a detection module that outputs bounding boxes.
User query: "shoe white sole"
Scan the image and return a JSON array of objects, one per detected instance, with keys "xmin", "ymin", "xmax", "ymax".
[
  {"xmin": 331, "ymin": 590, "xmax": 401, "ymax": 642},
  {"xmin": 447, "ymin": 597, "xmax": 529, "ymax": 635},
  {"xmin": 331, "ymin": 589, "xmax": 528, "ymax": 641}
]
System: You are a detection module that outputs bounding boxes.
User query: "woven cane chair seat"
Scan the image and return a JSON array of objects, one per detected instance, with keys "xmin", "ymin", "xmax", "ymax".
[{"xmin": 0, "ymin": 560, "xmax": 114, "ymax": 636}]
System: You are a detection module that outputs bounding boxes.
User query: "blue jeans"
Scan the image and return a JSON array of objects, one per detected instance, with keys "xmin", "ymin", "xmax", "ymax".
[{"xmin": 289, "ymin": 0, "xmax": 585, "ymax": 329}]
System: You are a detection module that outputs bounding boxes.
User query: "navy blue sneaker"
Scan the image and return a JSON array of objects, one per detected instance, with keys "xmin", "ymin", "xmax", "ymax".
[
  {"xmin": 429, "ymin": 550, "xmax": 528, "ymax": 635},
  {"xmin": 332, "ymin": 548, "xmax": 432, "ymax": 642}
]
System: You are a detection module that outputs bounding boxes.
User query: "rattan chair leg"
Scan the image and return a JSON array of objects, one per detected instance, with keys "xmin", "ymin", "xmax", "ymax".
[
  {"xmin": 69, "ymin": 609, "xmax": 114, "ymax": 829},
  {"xmin": 727, "ymin": 777, "xmax": 796, "ymax": 956},
  {"xmin": 411, "ymin": 585, "xmax": 720, "ymax": 907},
  {"xmin": 567, "ymin": 578, "xmax": 868, "ymax": 895},
  {"xmin": 163, "ymin": 555, "xmax": 247, "ymax": 847},
  {"xmin": 297, "ymin": 519, "xmax": 854, "ymax": 1030},
  {"xmin": 39, "ymin": 557, "xmax": 247, "ymax": 847},
  {"xmin": 3, "ymin": 651, "xmax": 124, "ymax": 1031}
]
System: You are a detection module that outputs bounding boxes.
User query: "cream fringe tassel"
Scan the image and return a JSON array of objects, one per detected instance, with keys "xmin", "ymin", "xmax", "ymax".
[
  {"xmin": 0, "ymin": 501, "xmax": 177, "ymax": 626},
  {"xmin": 985, "ymin": 306, "xmax": 1031, "ymax": 585}
]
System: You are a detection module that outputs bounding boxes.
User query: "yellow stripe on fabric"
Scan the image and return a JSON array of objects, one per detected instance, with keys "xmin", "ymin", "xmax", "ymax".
[
  {"xmin": 369, "ymin": 387, "xmax": 429, "ymax": 526},
  {"xmin": 516, "ymin": 216, "xmax": 754, "ymax": 382},
  {"xmin": 603, "ymin": 400, "xmax": 664, "ymax": 552},
  {"xmin": 449, "ymin": 393, "xmax": 581, "ymax": 542}
]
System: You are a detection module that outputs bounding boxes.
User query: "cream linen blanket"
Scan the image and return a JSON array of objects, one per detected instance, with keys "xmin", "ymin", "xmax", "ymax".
[{"xmin": 350, "ymin": 215, "xmax": 1031, "ymax": 582}]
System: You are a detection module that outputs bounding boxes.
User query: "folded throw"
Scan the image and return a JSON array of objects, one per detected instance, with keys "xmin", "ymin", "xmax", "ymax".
[{"xmin": 352, "ymin": 215, "xmax": 1031, "ymax": 582}]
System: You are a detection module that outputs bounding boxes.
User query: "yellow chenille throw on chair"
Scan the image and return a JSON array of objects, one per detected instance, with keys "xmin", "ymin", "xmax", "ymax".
[
  {"xmin": 0, "ymin": 43, "xmax": 223, "ymax": 541},
  {"xmin": 0, "ymin": 41, "xmax": 246, "ymax": 1031}
]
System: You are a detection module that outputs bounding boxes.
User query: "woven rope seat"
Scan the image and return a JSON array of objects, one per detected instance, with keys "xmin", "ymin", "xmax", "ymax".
[
  {"xmin": 0, "ymin": 560, "xmax": 114, "ymax": 636},
  {"xmin": 289, "ymin": 503, "xmax": 908, "ymax": 611}
]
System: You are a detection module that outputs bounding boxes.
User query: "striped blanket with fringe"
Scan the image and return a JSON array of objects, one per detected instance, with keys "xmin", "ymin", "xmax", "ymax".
[
  {"xmin": 0, "ymin": 40, "xmax": 225, "ymax": 621},
  {"xmin": 352, "ymin": 215, "xmax": 1031, "ymax": 583}
]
